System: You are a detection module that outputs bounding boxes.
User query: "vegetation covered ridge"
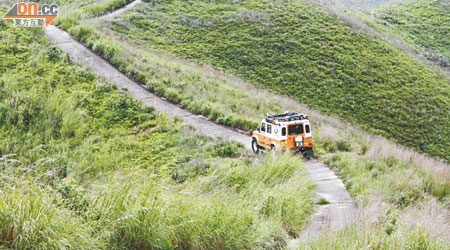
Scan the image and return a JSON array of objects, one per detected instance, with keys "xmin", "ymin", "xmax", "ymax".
[
  {"xmin": 1, "ymin": 0, "xmax": 449, "ymax": 248},
  {"xmin": 0, "ymin": 19, "xmax": 315, "ymax": 249},
  {"xmin": 363, "ymin": 0, "xmax": 450, "ymax": 69},
  {"xmin": 53, "ymin": 0, "xmax": 450, "ymax": 208},
  {"xmin": 102, "ymin": 0, "xmax": 450, "ymax": 162},
  {"xmin": 53, "ymin": 0, "xmax": 450, "ymax": 246},
  {"xmin": 51, "ymin": 0, "xmax": 450, "ymax": 210}
]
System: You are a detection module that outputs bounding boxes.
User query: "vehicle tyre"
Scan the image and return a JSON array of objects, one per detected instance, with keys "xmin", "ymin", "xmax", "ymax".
[
  {"xmin": 302, "ymin": 148, "xmax": 314, "ymax": 159},
  {"xmin": 252, "ymin": 139, "xmax": 260, "ymax": 154},
  {"xmin": 271, "ymin": 145, "xmax": 275, "ymax": 152},
  {"xmin": 306, "ymin": 148, "xmax": 315, "ymax": 159}
]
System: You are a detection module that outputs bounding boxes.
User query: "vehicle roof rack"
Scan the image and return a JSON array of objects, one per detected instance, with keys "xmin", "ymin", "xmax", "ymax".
[{"xmin": 265, "ymin": 111, "xmax": 308, "ymax": 123}]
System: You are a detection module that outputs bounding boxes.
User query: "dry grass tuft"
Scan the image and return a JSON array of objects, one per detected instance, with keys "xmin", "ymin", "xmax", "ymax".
[{"xmin": 399, "ymin": 198, "xmax": 450, "ymax": 243}]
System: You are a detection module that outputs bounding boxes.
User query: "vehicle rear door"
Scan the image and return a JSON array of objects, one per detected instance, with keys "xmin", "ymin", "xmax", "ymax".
[{"xmin": 288, "ymin": 123, "xmax": 304, "ymax": 147}]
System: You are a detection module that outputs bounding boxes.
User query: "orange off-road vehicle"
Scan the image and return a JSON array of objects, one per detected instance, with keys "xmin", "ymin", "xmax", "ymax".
[{"xmin": 251, "ymin": 112, "xmax": 314, "ymax": 157}]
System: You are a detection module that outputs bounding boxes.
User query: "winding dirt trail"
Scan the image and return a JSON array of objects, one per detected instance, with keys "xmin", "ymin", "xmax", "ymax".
[{"xmin": 44, "ymin": 0, "xmax": 356, "ymax": 240}]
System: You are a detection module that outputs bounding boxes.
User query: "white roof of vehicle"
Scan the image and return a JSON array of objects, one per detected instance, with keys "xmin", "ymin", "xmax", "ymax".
[{"xmin": 263, "ymin": 111, "xmax": 309, "ymax": 125}]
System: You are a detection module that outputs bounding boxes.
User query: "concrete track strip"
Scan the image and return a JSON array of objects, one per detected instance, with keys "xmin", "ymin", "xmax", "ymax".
[{"xmin": 44, "ymin": 0, "xmax": 356, "ymax": 240}]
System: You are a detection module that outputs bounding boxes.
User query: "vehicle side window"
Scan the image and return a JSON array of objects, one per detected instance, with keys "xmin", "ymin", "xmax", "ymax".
[
  {"xmin": 282, "ymin": 127, "xmax": 286, "ymax": 136},
  {"xmin": 261, "ymin": 123, "xmax": 266, "ymax": 132},
  {"xmin": 267, "ymin": 124, "xmax": 272, "ymax": 134},
  {"xmin": 305, "ymin": 124, "xmax": 311, "ymax": 133}
]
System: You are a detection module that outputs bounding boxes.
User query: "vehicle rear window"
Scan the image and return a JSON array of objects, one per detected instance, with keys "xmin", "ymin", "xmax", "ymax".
[
  {"xmin": 261, "ymin": 123, "xmax": 266, "ymax": 132},
  {"xmin": 282, "ymin": 127, "xmax": 286, "ymax": 136},
  {"xmin": 267, "ymin": 124, "xmax": 272, "ymax": 134},
  {"xmin": 288, "ymin": 124, "xmax": 304, "ymax": 135},
  {"xmin": 305, "ymin": 124, "xmax": 310, "ymax": 133}
]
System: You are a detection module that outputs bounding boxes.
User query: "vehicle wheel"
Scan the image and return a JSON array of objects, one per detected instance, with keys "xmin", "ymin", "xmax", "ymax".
[
  {"xmin": 302, "ymin": 148, "xmax": 314, "ymax": 159},
  {"xmin": 271, "ymin": 145, "xmax": 275, "ymax": 151},
  {"xmin": 252, "ymin": 139, "xmax": 260, "ymax": 154},
  {"xmin": 306, "ymin": 149, "xmax": 315, "ymax": 159}
]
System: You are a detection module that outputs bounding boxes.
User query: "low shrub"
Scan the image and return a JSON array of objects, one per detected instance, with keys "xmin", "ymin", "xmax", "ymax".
[
  {"xmin": 302, "ymin": 223, "xmax": 445, "ymax": 249},
  {"xmin": 232, "ymin": 117, "xmax": 259, "ymax": 132},
  {"xmin": 0, "ymin": 179, "xmax": 97, "ymax": 249},
  {"xmin": 209, "ymin": 141, "xmax": 243, "ymax": 158},
  {"xmin": 368, "ymin": 0, "xmax": 449, "ymax": 67},
  {"xmin": 172, "ymin": 160, "xmax": 211, "ymax": 183},
  {"xmin": 317, "ymin": 198, "xmax": 330, "ymax": 205},
  {"xmin": 217, "ymin": 115, "xmax": 233, "ymax": 127},
  {"xmin": 336, "ymin": 139, "xmax": 352, "ymax": 152},
  {"xmin": 164, "ymin": 87, "xmax": 182, "ymax": 103},
  {"xmin": 86, "ymin": 0, "xmax": 135, "ymax": 17},
  {"xmin": 321, "ymin": 138, "xmax": 338, "ymax": 153},
  {"xmin": 68, "ymin": 25, "xmax": 94, "ymax": 43},
  {"xmin": 92, "ymin": 38, "xmax": 120, "ymax": 60}
]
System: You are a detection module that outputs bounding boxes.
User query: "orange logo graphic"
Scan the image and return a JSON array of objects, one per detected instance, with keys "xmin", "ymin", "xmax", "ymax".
[{"xmin": 3, "ymin": 2, "xmax": 58, "ymax": 27}]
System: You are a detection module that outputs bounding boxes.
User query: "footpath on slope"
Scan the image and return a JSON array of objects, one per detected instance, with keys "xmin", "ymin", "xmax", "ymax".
[{"xmin": 44, "ymin": 1, "xmax": 356, "ymax": 240}]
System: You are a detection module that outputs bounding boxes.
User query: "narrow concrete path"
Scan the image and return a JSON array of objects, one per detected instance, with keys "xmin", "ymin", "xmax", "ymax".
[
  {"xmin": 45, "ymin": 25, "xmax": 251, "ymax": 150},
  {"xmin": 101, "ymin": 0, "xmax": 141, "ymax": 19},
  {"xmin": 297, "ymin": 160, "xmax": 355, "ymax": 240},
  {"xmin": 44, "ymin": 1, "xmax": 356, "ymax": 240}
]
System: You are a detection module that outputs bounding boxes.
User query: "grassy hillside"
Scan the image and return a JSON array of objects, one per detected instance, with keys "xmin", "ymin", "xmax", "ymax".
[
  {"xmin": 0, "ymin": 21, "xmax": 316, "ymax": 249},
  {"xmin": 1, "ymin": 1, "xmax": 449, "ymax": 248},
  {"xmin": 362, "ymin": 0, "xmax": 450, "ymax": 68},
  {"xmin": 322, "ymin": 0, "xmax": 405, "ymax": 9},
  {"xmin": 53, "ymin": 0, "xmax": 450, "ymax": 208},
  {"xmin": 101, "ymin": 0, "xmax": 450, "ymax": 162},
  {"xmin": 48, "ymin": 0, "xmax": 135, "ymax": 17},
  {"xmin": 300, "ymin": 223, "xmax": 448, "ymax": 249}
]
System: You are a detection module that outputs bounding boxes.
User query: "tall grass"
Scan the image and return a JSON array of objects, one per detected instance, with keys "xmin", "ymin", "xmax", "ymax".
[
  {"xmin": 297, "ymin": 224, "xmax": 448, "ymax": 249},
  {"xmin": 50, "ymin": 1, "xmax": 450, "ymax": 240},
  {"xmin": 0, "ymin": 177, "xmax": 98, "ymax": 249},
  {"xmin": 53, "ymin": 5, "xmax": 450, "ymax": 208},
  {"xmin": 106, "ymin": 0, "xmax": 450, "ymax": 162},
  {"xmin": 320, "ymin": 151, "xmax": 450, "ymax": 207},
  {"xmin": 56, "ymin": 0, "xmax": 450, "ymax": 163},
  {"xmin": 0, "ymin": 21, "xmax": 315, "ymax": 249},
  {"xmin": 89, "ymin": 153, "xmax": 315, "ymax": 249}
]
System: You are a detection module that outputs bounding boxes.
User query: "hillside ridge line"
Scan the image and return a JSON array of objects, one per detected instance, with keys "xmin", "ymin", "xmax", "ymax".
[
  {"xmin": 313, "ymin": 0, "xmax": 450, "ymax": 78},
  {"xmin": 44, "ymin": 0, "xmax": 356, "ymax": 240}
]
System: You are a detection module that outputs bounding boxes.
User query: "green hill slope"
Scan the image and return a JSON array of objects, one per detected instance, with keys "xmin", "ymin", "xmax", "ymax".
[
  {"xmin": 2, "ymin": 2, "xmax": 449, "ymax": 248},
  {"xmin": 363, "ymin": 0, "xmax": 450, "ymax": 68},
  {"xmin": 107, "ymin": 0, "xmax": 450, "ymax": 161},
  {"xmin": 315, "ymin": 0, "xmax": 404, "ymax": 9},
  {"xmin": 0, "ymin": 21, "xmax": 315, "ymax": 248}
]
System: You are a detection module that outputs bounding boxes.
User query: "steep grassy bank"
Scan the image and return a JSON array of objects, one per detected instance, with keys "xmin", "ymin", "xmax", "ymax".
[
  {"xmin": 49, "ymin": 0, "xmax": 450, "ymax": 244},
  {"xmin": 104, "ymin": 0, "xmax": 450, "ymax": 162},
  {"xmin": 299, "ymin": 223, "xmax": 448, "ymax": 249},
  {"xmin": 52, "ymin": 0, "xmax": 135, "ymax": 18},
  {"xmin": 0, "ymin": 20, "xmax": 315, "ymax": 249},
  {"xmin": 53, "ymin": 0, "xmax": 450, "ymax": 211},
  {"xmin": 357, "ymin": 0, "xmax": 450, "ymax": 68},
  {"xmin": 50, "ymin": 23, "xmax": 450, "ymax": 249},
  {"xmin": 2, "ymin": 1, "xmax": 449, "ymax": 247},
  {"xmin": 315, "ymin": 0, "xmax": 405, "ymax": 9}
]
